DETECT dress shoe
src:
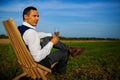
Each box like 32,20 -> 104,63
69,47 -> 85,57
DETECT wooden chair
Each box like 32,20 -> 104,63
2,18 -> 57,80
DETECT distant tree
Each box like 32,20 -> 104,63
60,36 -> 119,40
0,34 -> 8,39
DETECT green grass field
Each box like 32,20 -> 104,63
0,41 -> 120,80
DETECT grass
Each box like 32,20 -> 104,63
0,41 -> 120,80
0,44 -> 22,80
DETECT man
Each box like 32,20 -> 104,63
18,6 -> 84,75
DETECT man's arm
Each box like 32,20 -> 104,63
37,32 -> 52,38
23,29 -> 54,62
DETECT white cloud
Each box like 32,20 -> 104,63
0,1 -> 120,19
1,1 -> 119,12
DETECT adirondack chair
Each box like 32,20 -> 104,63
2,18 -> 57,80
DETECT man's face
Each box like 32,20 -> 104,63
24,10 -> 39,26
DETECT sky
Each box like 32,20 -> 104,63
0,0 -> 120,38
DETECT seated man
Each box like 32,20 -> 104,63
18,6 -> 84,75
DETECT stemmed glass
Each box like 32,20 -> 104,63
54,27 -> 60,36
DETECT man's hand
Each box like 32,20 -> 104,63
51,34 -> 59,45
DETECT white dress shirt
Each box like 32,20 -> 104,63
22,22 -> 53,62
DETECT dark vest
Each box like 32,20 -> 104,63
18,25 -> 31,36
18,25 -> 32,50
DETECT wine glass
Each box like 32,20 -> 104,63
54,27 -> 60,36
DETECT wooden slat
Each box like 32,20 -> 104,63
13,72 -> 27,80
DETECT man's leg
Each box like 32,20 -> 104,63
38,48 -> 69,73
39,37 -> 84,74
40,37 -> 70,73
41,37 -> 85,57
41,37 -> 69,51
48,50 -> 69,74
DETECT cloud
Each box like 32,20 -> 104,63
0,1 -> 120,19
0,1 -> 119,11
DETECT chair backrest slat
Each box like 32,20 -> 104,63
2,18 -> 36,68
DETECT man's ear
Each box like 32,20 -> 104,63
24,14 -> 28,20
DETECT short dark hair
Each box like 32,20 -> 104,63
23,6 -> 37,20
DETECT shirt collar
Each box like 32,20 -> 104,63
22,22 -> 36,29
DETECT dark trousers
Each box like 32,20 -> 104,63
38,37 -> 70,73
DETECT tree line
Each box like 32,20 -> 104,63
0,34 -> 8,39
0,34 -> 119,40
60,36 -> 120,40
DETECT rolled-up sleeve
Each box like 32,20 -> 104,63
38,32 -> 52,38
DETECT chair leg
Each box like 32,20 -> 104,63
13,72 -> 27,80
51,62 -> 58,68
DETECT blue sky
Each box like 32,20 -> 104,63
0,0 -> 120,38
